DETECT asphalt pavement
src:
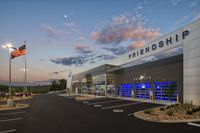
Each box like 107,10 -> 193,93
0,94 -> 199,133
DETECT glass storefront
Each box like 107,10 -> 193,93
154,81 -> 177,101
121,84 -> 133,97
135,82 -> 151,99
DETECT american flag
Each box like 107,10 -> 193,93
11,45 -> 26,59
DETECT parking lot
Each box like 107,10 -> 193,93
81,97 -> 162,113
0,109 -> 28,133
0,94 -> 199,133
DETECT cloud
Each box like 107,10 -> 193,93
41,24 -> 61,38
91,32 -> 100,41
173,11 -> 199,29
52,71 -> 59,75
102,46 -> 128,55
91,13 -> 160,44
171,0 -> 199,7
174,15 -> 190,25
50,53 -> 115,66
194,12 -> 200,20
128,41 -> 145,51
79,36 -> 88,41
59,70 -> 67,73
189,1 -> 198,7
64,22 -> 80,34
171,0 -> 183,6
96,54 -> 116,60
49,70 -> 67,76
39,59 -> 45,62
102,41 -> 145,56
50,55 -> 88,66
74,44 -> 93,54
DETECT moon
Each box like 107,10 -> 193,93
64,14 -> 68,19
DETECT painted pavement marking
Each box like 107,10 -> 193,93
101,102 -> 142,110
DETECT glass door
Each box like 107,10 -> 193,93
135,82 -> 151,99
154,81 -> 177,101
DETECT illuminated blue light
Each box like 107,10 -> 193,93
135,82 -> 151,99
121,84 -> 133,97
154,81 -> 177,101
116,87 -> 120,96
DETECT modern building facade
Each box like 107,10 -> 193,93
72,19 -> 200,105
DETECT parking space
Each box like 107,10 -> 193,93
79,96 -> 200,129
187,122 -> 200,127
121,102 -> 164,115
0,97 -> 32,133
87,99 -> 123,105
0,94 -> 198,133
0,108 -> 28,133
82,97 -> 163,114
77,97 -> 110,103
2,94 -> 196,133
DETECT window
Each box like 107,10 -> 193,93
135,82 -> 151,99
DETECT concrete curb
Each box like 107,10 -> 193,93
107,96 -> 170,105
0,96 -> 33,102
0,104 -> 30,111
133,112 -> 200,123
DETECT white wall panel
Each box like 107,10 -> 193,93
183,19 -> 200,105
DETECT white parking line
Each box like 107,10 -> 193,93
188,122 -> 200,127
0,129 -> 16,133
127,113 -> 134,116
0,118 -> 22,123
101,102 -> 141,110
0,111 -> 26,116
88,99 -> 122,105
83,97 -> 108,102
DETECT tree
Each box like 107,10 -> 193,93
58,79 -> 67,90
50,80 -> 59,91
49,79 -> 67,92
0,84 -> 9,92
165,83 -> 177,105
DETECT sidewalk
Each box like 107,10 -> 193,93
59,93 -> 175,105
58,93 -> 105,99
107,95 -> 174,105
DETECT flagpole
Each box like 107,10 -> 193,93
24,41 -> 27,93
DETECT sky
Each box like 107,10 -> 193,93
0,0 -> 200,85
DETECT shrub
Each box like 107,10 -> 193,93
180,103 -> 192,111
174,103 -> 179,106
144,110 -> 152,114
197,107 -> 200,112
166,105 -> 174,109
192,108 -> 198,113
170,104 -> 175,108
166,110 -> 174,116
160,108 -> 165,111
186,110 -> 193,115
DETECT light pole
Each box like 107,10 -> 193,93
20,68 -> 29,94
67,69 -> 72,95
1,43 -> 16,103
30,81 -> 33,93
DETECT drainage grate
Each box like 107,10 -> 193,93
113,109 -> 124,113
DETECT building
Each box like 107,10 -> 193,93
72,19 -> 200,105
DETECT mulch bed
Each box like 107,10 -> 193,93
135,104 -> 200,121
